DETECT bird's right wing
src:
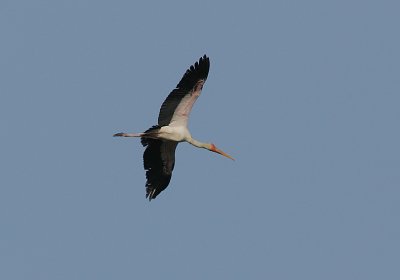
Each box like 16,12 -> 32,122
158,55 -> 210,127
142,138 -> 178,200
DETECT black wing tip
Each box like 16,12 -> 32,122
144,175 -> 171,201
145,179 -> 169,201
196,54 -> 210,75
146,187 -> 158,201
176,54 -> 210,89
197,54 -> 209,66
146,187 -> 163,201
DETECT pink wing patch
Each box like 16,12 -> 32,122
169,80 -> 205,127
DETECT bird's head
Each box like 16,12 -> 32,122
208,143 -> 235,161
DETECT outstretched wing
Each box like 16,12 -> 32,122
158,55 -> 210,127
142,137 -> 178,200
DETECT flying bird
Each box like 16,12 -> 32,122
114,55 -> 234,200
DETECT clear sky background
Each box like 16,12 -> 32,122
1,1 -> 399,279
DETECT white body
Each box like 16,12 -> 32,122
157,125 -> 192,142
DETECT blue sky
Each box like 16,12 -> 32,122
1,1 -> 399,279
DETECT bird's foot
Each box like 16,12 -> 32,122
113,132 -> 143,137
113,132 -> 126,137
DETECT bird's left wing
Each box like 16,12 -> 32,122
158,55 -> 210,127
142,138 -> 178,200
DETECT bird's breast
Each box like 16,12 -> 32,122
158,126 -> 191,142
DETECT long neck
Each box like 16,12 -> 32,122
187,137 -> 210,150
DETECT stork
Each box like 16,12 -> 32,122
114,55 -> 234,200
